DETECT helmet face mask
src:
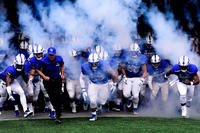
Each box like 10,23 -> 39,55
180,66 -> 188,72
15,64 -> 24,71
90,62 -> 99,70
34,53 -> 43,60
152,62 -> 160,68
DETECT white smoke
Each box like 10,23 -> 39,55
17,1 -> 50,49
17,0 -> 142,66
0,5 -> 14,50
147,7 -> 200,66
17,0 -> 142,53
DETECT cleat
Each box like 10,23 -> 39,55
89,113 -> 97,121
24,109 -> 33,118
112,107 -> 121,112
112,104 -> 121,112
15,110 -> 20,117
55,118 -> 62,124
49,111 -> 56,119
133,108 -> 139,115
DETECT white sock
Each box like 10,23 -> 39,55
14,105 -> 19,111
46,101 -> 55,111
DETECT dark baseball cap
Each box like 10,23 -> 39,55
48,47 -> 56,55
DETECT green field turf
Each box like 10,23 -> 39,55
0,117 -> 200,133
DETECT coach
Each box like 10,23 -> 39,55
36,47 -> 65,124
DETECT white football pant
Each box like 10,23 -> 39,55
123,77 -> 143,108
88,82 -> 109,109
151,81 -> 169,102
177,81 -> 194,105
67,79 -> 81,99
0,79 -> 28,112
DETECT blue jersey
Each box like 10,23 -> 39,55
0,65 -> 21,82
148,60 -> 171,83
29,56 -> 42,69
124,54 -> 147,78
81,61 -> 111,84
171,64 -> 198,83
39,55 -> 64,80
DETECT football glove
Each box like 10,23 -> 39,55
110,82 -> 117,94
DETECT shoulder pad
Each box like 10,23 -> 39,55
188,64 -> 198,73
171,64 -> 180,73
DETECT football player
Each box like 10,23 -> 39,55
0,54 -> 33,118
80,52 -> 117,121
109,45 -> 127,111
121,43 -> 148,114
65,49 -> 82,113
165,56 -> 199,117
147,55 -> 171,105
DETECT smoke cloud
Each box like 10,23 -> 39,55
147,7 -> 200,65
0,4 -> 14,50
